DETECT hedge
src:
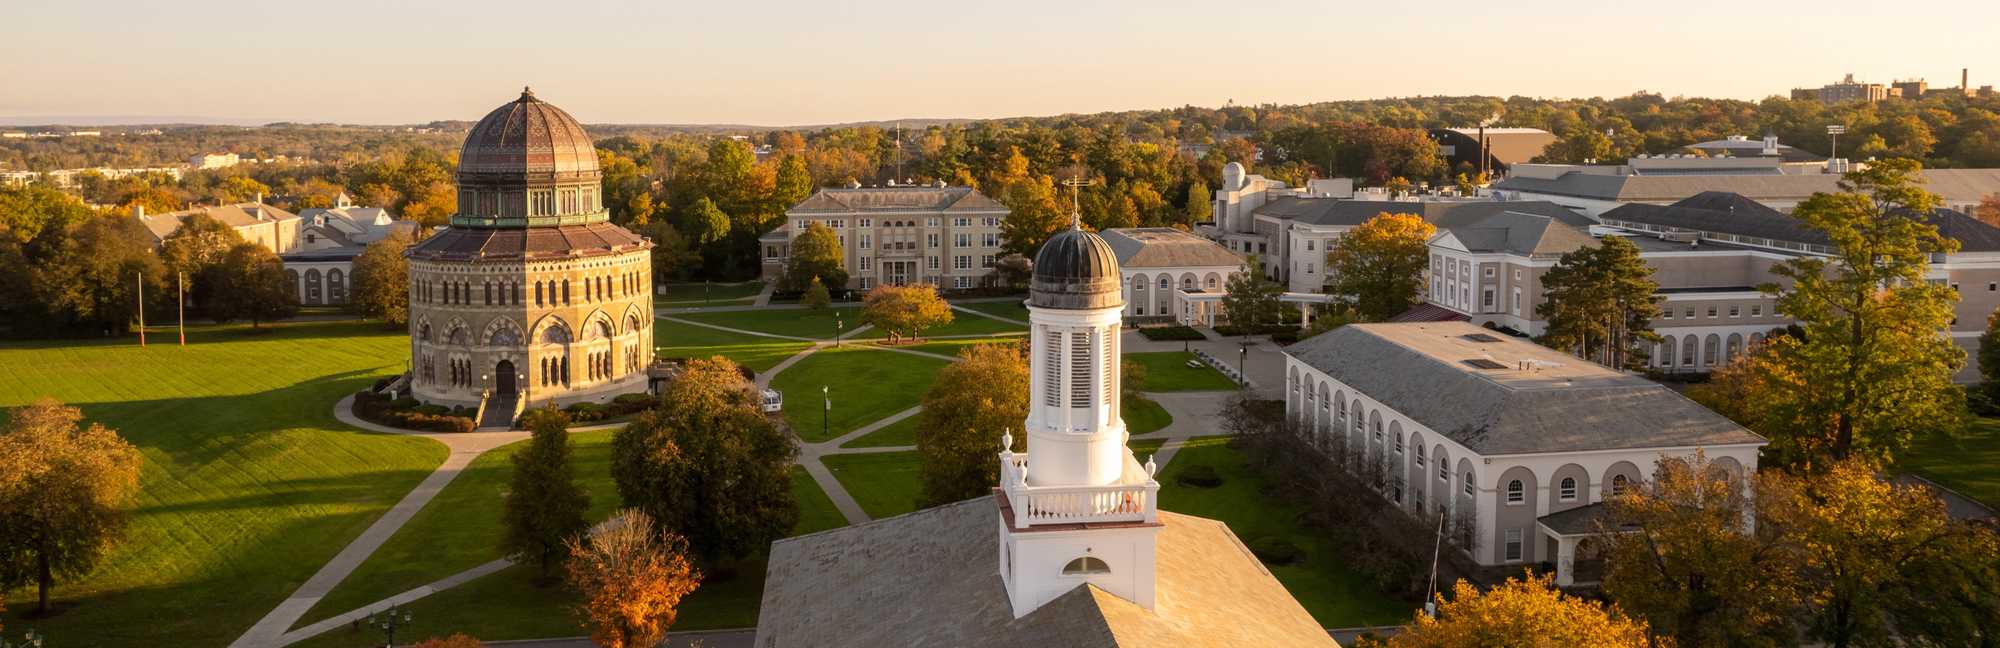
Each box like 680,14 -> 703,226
1137,325 -> 1206,341
352,391 -> 476,433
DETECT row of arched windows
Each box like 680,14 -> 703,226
416,271 -> 647,310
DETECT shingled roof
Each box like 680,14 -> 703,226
1602,192 -> 2000,252
406,222 -> 649,261
1252,198 -> 1593,229
788,186 -> 1008,214
136,202 -> 299,243
1285,322 -> 1765,456
1098,228 -> 1244,269
755,496 -> 1339,648
1433,211 -> 1597,258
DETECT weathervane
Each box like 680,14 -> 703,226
1061,177 -> 1095,229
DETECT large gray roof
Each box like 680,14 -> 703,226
1495,172 -> 1844,202
1253,198 -> 1594,229
1285,322 -> 1765,456
1435,210 -> 1597,258
1098,228 -> 1244,269
755,496 -> 1339,648
1602,192 -> 2000,252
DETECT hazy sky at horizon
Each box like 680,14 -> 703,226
3,0 -> 1996,126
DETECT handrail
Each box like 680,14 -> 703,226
999,446 -> 1159,529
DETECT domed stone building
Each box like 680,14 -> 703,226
407,88 -> 654,420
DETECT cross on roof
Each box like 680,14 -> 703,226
1062,177 -> 1095,230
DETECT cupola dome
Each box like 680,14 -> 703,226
1029,227 -> 1122,310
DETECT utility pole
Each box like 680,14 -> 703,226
136,271 -> 146,347
177,272 -> 186,346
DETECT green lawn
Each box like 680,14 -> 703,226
655,317 -> 812,374
1126,351 -> 1239,391
1126,397 -> 1173,435
843,411 -> 923,448
1156,436 -> 1410,627
1899,416 -> 2000,508
659,280 -> 764,302
1130,437 -> 1169,461
770,347 -> 946,442
823,451 -> 924,519
0,321 -> 445,646
672,307 -> 862,340
956,300 -> 1030,323
900,311 -> 1027,338
892,335 -> 1023,359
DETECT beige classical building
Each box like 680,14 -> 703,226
761,183 -> 1010,291
406,89 -> 654,423
136,200 -> 301,256
1098,227 -> 1244,322
1284,322 -> 1766,585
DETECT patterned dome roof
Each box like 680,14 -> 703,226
1029,226 -> 1123,310
457,87 -> 599,177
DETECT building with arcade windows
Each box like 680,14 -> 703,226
405,88 -> 654,417
753,222 -> 1336,647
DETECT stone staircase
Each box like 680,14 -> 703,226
478,393 -> 519,430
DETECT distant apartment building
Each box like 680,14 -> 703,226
763,183 -> 1010,291
1,165 -> 185,188
1423,191 -> 2000,380
1795,73 -> 1890,104
191,152 -> 241,169
1428,127 -> 1559,174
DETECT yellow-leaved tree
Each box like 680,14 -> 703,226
1384,573 -> 1653,647
0,398 -> 144,614
565,509 -> 701,648
861,284 -> 953,343
915,341 -> 1029,507
1325,212 -> 1435,321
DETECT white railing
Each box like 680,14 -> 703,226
998,433 -> 1159,529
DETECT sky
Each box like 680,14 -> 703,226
2,0 -> 1996,126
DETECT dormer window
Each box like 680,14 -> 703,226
1061,556 -> 1110,576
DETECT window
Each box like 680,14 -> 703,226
981,255 -> 995,267
1306,240 -> 1315,251
1394,432 -> 1403,454
1662,309 -> 1673,319
1506,480 -> 1524,504
1513,269 -> 1522,281
1062,556 -> 1110,576
1305,263 -> 1315,274
1751,305 -> 1762,317
1415,445 -> 1425,467
859,218 -> 871,228
1728,305 -> 1740,318
1483,267 -> 1495,277
927,218 -> 940,227
1684,308 -> 1695,319
983,217 -> 1000,227
955,233 -> 971,247
926,233 -> 940,248
1559,477 -> 1577,501
954,276 -> 970,289
1706,306 -> 1718,318
1464,473 -> 1474,495
1990,282 -> 1997,292
983,233 -> 999,247
953,255 -> 971,270
1612,474 -> 1630,496
859,257 -> 872,270
1504,529 -> 1523,562
1511,288 -> 1521,315
953,217 -> 971,227
860,234 -> 871,249
1482,288 -> 1495,309
1439,464 -> 1449,481
928,256 -> 940,270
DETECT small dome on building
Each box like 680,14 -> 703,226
1222,161 -> 1246,191
1030,227 -> 1122,310
458,87 -> 600,178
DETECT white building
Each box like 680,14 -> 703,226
281,192 -> 420,306
190,152 -> 241,169
1097,227 -> 1244,323
1283,322 -> 1766,585
754,225 -> 1337,647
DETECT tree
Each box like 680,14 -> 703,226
1599,453 -> 1798,647
772,155 -> 815,213
0,184 -> 94,245
998,175 -> 1068,256
637,220 -> 692,283
683,197 -> 731,247
198,242 -> 298,328
502,407 -> 591,583
1387,573 -> 1651,647
1977,193 -> 2000,228
860,284 -> 954,342
1183,181 -> 1212,227
410,634 -> 483,648
781,221 -> 845,292
564,509 -> 701,648
1324,212 -> 1434,321
801,276 -> 831,310
0,399 -> 143,613
0,213 -> 167,338
611,358 -> 797,565
1754,159 -> 1965,465
159,213 -> 243,286
916,342 -> 1028,507
1535,236 -> 1662,369
1220,257 -> 1283,335
349,229 -> 413,326
994,253 -> 1032,289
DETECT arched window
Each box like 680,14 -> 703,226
542,325 -> 571,345
1506,480 -> 1525,504
1061,556 -> 1110,576
1559,477 -> 1578,501
1612,474 -> 1630,496
1463,473 -> 1475,496
535,281 -> 544,306
489,326 -> 521,347
1157,276 -> 1169,290
1414,445 -> 1425,467
1394,432 -> 1404,454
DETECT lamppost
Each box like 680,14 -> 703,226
836,316 -> 844,348
370,604 -> 412,648
1238,343 -> 1248,388
821,386 -> 831,439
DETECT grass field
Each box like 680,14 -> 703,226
1126,351 -> 1239,392
1899,416 -> 2000,508
658,281 -> 764,303
672,307 -> 862,340
770,347 -> 945,442
822,450 -> 924,519
654,317 -> 813,374
1155,436 -> 1411,627
1126,397 -> 1173,435
894,310 -> 1027,338
892,335 -> 1024,359
843,412 -> 923,448
956,300 -> 1030,323
0,321 -> 445,646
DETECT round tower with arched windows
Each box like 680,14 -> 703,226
406,88 -> 654,415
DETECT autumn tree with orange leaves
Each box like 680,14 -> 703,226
565,509 -> 701,648
1380,573 -> 1653,648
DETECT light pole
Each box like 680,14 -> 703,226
1238,344 -> 1248,389
370,604 -> 412,648
821,386 -> 830,439
836,316 -> 844,348
1827,124 -> 1846,161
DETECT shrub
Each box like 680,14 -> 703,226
1248,536 -> 1305,566
351,390 -> 476,433
1176,464 -> 1223,488
563,402 -> 609,422
609,393 -> 657,417
1138,325 -> 1206,341
411,404 -> 451,417
390,396 -> 420,409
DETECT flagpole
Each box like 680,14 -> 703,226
137,271 -> 147,347
178,271 -> 187,346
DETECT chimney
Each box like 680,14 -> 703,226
132,204 -> 145,219
1966,68 -> 1971,91
254,191 -> 263,205
1763,135 -> 1779,155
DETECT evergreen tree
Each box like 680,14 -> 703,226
801,276 -> 831,310
684,197 -> 731,247
1324,212 -> 1434,321
781,221 -> 845,291
772,155 -> 815,214
502,407 -> 591,583
611,358 -> 797,565
349,229 -> 413,326
1535,235 -> 1662,369
1220,256 -> 1283,335
916,342 -> 1028,507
